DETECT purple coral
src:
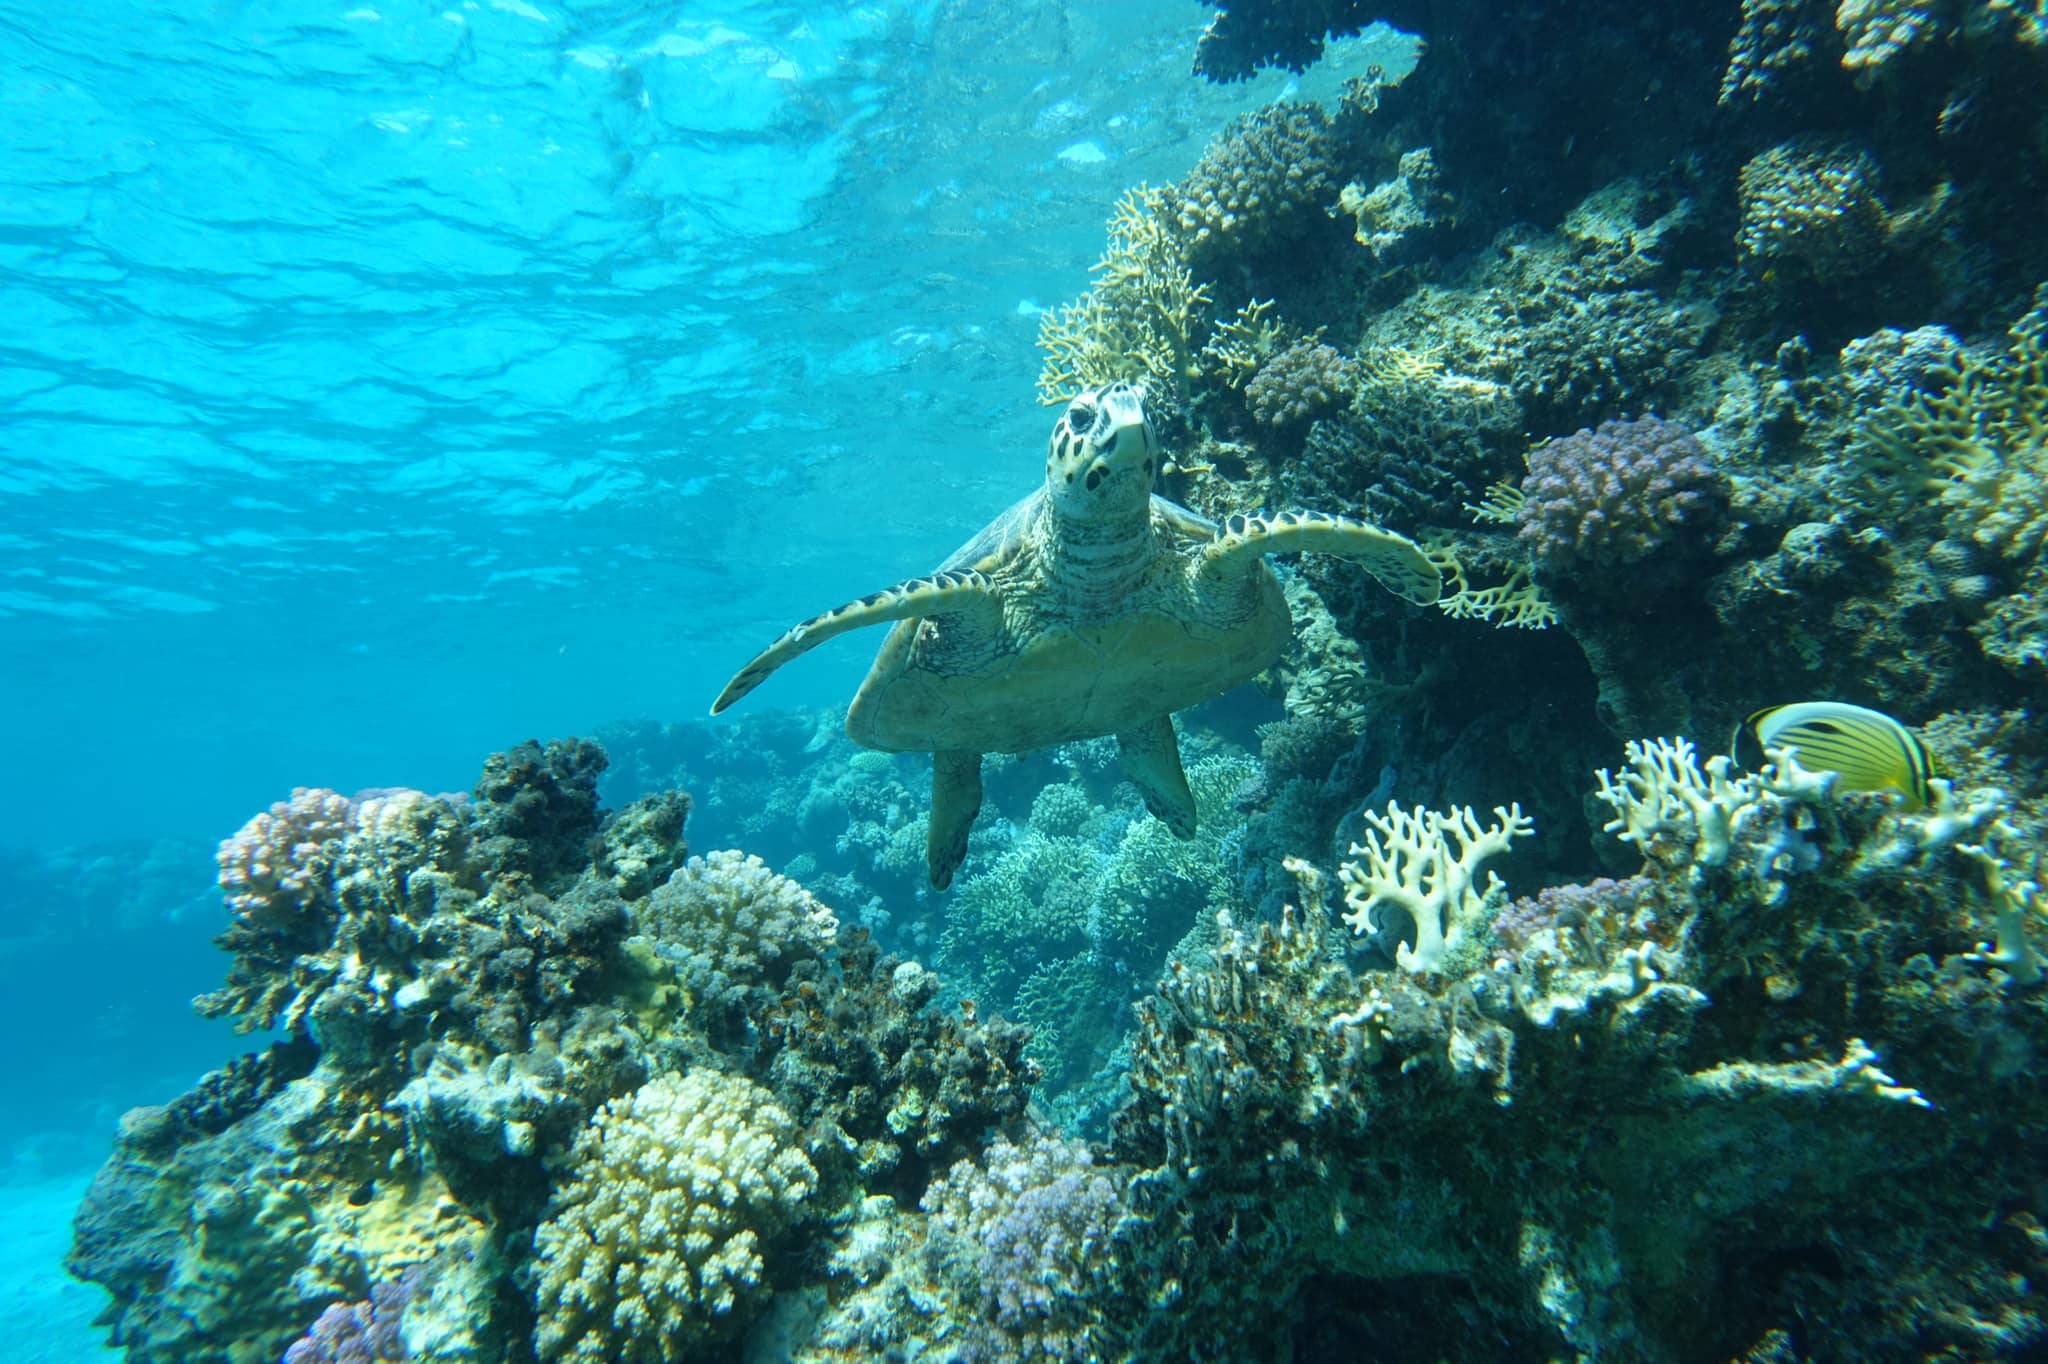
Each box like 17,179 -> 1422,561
282,1268 -> 420,1364
926,1133 -> 1124,1331
1491,876 -> 1655,952
1515,416 -> 1725,574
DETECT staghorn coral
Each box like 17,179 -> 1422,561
1736,137 -> 1893,282
531,1068 -> 818,1363
1245,339 -> 1357,428
1516,416 -> 1728,576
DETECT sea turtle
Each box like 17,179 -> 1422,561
711,382 -> 1440,890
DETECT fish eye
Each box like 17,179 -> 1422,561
1068,405 -> 1094,435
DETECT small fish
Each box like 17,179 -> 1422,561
1734,701 -> 1935,809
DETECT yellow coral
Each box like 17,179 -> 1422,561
1423,537 -> 1557,630
1036,186 -> 1213,405
1857,301 -> 2048,565
532,1070 -> 816,1363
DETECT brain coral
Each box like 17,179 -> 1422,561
531,1068 -> 817,1363
1516,416 -> 1727,574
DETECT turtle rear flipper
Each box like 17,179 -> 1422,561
927,749 -> 983,890
711,569 -> 1001,714
1116,716 -> 1196,837
1197,511 -> 1440,606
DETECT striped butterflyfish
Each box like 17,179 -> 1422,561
1733,702 -> 1935,810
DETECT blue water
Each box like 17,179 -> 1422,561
0,2 -> 1404,1356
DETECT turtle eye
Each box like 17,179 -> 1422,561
1067,405 -> 1094,436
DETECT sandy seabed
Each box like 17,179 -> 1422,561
2,1171 -> 121,1364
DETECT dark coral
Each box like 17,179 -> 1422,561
471,737 -> 607,884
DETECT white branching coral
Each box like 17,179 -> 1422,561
1593,737 -> 1766,869
1959,833 -> 2046,987
1685,1038 -> 1932,1109
532,1069 -> 818,1363
1339,803 -> 1535,973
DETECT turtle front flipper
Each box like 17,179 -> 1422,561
1116,715 -> 1196,838
927,749 -> 984,891
1196,511 -> 1440,606
711,569 -> 1001,715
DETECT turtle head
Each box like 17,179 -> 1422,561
1044,382 -> 1159,522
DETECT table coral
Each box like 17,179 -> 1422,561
531,1068 -> 818,1363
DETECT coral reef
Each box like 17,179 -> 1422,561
69,738 -> 1037,1364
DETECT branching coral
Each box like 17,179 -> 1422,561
531,1069 -> 817,1363
1853,295 -> 2048,673
1036,186 -> 1213,406
1338,802 -> 1535,972
1736,137 -> 1894,281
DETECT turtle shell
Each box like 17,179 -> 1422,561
845,492 -> 1291,754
